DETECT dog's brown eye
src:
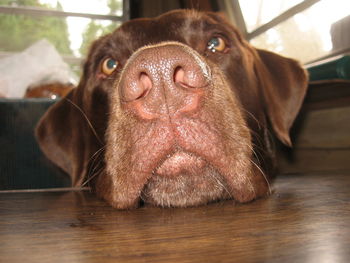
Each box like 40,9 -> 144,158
207,37 -> 226,53
102,58 -> 118,75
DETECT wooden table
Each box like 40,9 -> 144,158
1,172 -> 350,262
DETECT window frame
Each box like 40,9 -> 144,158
0,0 -> 129,62
226,0 -> 350,64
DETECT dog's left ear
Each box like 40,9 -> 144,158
254,49 -> 308,146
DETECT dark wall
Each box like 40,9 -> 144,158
130,0 -> 219,19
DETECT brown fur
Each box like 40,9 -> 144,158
36,10 -> 308,209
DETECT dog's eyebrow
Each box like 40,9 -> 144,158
192,19 -> 232,36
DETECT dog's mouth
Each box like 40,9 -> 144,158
141,150 -> 231,207
155,151 -> 206,178
103,107 -> 264,208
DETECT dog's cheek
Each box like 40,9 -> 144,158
207,66 -> 270,201
95,83 -> 158,209
96,106 -> 143,209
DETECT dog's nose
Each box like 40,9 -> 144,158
119,43 -> 210,120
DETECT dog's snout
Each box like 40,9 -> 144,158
119,43 -> 210,119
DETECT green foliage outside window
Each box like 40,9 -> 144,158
79,0 -> 122,56
0,0 -> 72,55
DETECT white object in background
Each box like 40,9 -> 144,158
0,39 -> 77,98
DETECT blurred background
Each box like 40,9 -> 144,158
1,0 -> 349,75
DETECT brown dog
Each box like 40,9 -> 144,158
36,10 -> 308,209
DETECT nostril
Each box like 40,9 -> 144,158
174,66 -> 186,86
121,72 -> 153,102
137,72 -> 152,99
173,65 -> 207,89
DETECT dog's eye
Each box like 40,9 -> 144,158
101,58 -> 118,75
207,37 -> 226,53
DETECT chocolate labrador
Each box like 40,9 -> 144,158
36,10 -> 308,209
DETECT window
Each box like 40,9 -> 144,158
0,0 -> 128,71
230,0 -> 350,63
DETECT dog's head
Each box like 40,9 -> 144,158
36,10 -> 308,209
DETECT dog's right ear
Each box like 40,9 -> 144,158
253,49 -> 308,146
36,36 -> 109,187
35,89 -> 90,186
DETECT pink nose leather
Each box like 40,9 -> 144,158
119,43 -> 210,120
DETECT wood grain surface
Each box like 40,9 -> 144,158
1,172 -> 350,263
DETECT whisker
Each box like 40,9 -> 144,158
64,97 -> 103,145
88,146 -> 106,165
250,159 -> 272,195
241,108 -> 262,130
246,140 -> 273,184
82,146 -> 106,187
240,108 -> 275,154
210,171 -> 233,200
82,166 -> 104,188
87,147 -> 106,175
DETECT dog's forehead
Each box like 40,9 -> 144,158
121,10 -> 208,31
114,10 -> 223,47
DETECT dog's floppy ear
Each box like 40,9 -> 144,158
36,36 -> 109,187
35,89 -> 95,186
254,49 -> 308,146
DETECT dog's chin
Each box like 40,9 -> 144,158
140,151 -> 231,207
